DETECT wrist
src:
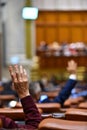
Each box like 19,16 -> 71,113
19,92 -> 30,99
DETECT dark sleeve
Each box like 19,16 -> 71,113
53,79 -> 77,106
0,96 -> 42,129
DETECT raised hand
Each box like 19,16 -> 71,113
67,60 -> 77,74
9,65 -> 30,99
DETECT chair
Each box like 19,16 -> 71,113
38,118 -> 87,130
65,108 -> 87,121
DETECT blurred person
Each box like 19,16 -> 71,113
0,65 -> 42,129
70,82 -> 87,99
0,80 -> 18,97
0,80 -> 18,107
38,41 -> 48,51
49,74 -> 59,86
29,60 -> 78,107
70,90 -> 87,99
29,81 -> 42,103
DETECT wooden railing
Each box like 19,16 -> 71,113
37,51 -> 87,69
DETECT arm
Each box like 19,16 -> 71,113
53,60 -> 78,106
0,65 -> 42,129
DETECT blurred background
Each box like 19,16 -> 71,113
0,0 -> 87,82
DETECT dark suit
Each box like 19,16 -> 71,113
40,79 -> 77,106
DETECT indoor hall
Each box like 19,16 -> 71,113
0,0 -> 87,129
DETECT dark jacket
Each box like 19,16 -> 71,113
41,79 -> 77,106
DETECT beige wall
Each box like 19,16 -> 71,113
32,0 -> 87,10
1,0 -> 25,65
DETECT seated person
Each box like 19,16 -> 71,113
0,65 -> 42,129
70,81 -> 87,99
29,60 -> 78,107
70,89 -> 87,98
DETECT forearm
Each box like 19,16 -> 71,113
21,95 -> 42,128
0,96 -> 42,129
54,79 -> 77,106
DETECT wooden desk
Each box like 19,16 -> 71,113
0,95 -> 16,107
0,107 -> 42,121
65,108 -> 87,121
14,102 -> 61,113
0,95 -> 16,101
78,102 -> 87,109
36,103 -> 61,113
0,108 -> 24,120
41,91 -> 59,99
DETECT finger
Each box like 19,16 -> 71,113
18,65 -> 23,82
23,69 -> 28,82
14,65 -> 20,81
20,65 -> 23,79
9,65 -> 14,81
14,74 -> 18,83
9,65 -> 17,83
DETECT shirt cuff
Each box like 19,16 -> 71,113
69,74 -> 77,80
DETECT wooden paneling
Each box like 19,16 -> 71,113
82,12 -> 87,21
71,27 -> 83,42
45,12 -> 57,22
36,27 -> 45,45
83,27 -> 87,43
35,11 -> 87,46
58,12 -> 70,22
71,12 -> 83,22
58,26 -> 70,42
45,26 -> 57,43
39,55 -> 87,69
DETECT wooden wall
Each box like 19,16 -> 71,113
35,11 -> 87,46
